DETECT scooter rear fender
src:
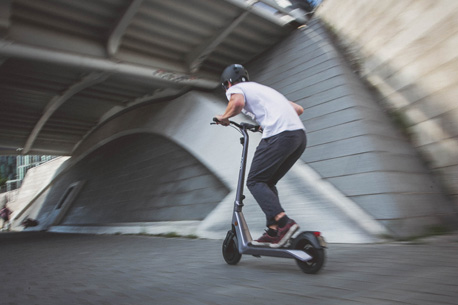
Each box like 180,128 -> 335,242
295,231 -> 326,249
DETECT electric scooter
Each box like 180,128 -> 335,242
212,118 -> 326,274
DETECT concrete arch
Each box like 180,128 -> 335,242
46,132 -> 228,224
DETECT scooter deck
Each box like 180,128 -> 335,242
240,244 -> 312,261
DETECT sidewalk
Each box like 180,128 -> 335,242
1,232 -> 458,305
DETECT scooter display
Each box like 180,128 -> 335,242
212,118 -> 326,274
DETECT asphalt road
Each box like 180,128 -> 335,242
1,232 -> 458,305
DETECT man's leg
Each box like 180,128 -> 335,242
247,130 -> 306,246
247,138 -> 289,228
268,131 -> 307,188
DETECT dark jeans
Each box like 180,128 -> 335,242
247,129 -> 307,227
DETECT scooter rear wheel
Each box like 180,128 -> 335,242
222,230 -> 242,265
292,232 -> 325,274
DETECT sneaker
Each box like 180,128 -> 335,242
251,230 -> 280,247
274,219 -> 299,248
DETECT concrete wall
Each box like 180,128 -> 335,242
316,0 -> 458,208
247,17 -> 456,237
41,133 -> 228,226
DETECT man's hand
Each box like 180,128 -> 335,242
215,115 -> 230,126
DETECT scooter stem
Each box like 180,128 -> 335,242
234,126 -> 250,212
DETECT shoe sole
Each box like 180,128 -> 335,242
270,224 -> 299,248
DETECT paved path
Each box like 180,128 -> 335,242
1,232 -> 458,305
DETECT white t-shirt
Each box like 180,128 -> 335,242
226,82 -> 305,138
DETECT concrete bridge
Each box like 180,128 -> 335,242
2,1 -> 457,242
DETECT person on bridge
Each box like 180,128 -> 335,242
215,64 -> 306,247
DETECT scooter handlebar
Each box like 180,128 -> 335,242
212,117 -> 261,132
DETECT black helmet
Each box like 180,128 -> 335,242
220,64 -> 249,90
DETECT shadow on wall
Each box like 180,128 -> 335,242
33,132 -> 229,228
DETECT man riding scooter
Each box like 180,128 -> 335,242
215,64 -> 306,248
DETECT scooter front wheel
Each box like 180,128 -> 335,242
222,230 -> 242,265
291,232 -> 325,274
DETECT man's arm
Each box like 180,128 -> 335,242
216,93 -> 245,126
290,101 -> 304,116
